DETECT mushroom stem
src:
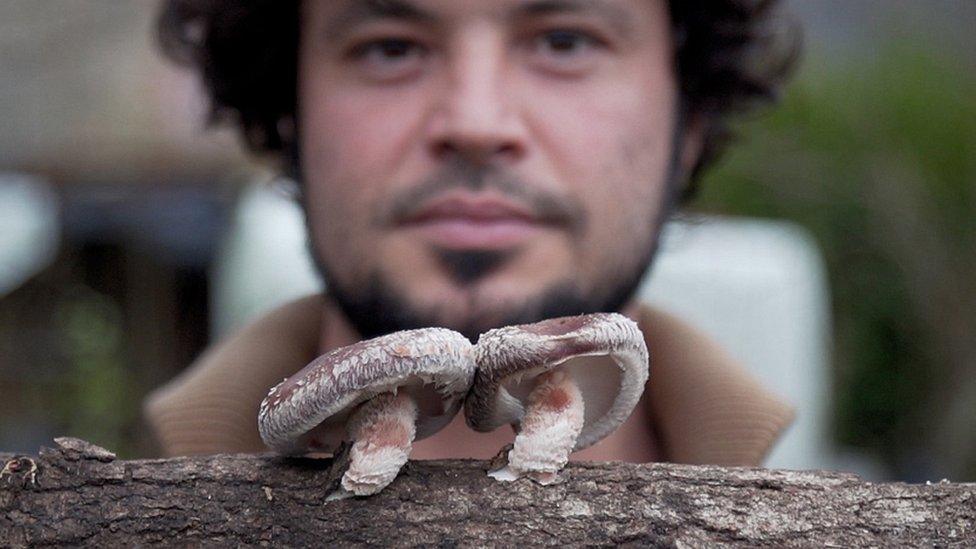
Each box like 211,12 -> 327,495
491,369 -> 585,484
340,392 -> 419,497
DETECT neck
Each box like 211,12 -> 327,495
319,293 -> 646,354
318,292 -> 363,354
619,298 -> 643,324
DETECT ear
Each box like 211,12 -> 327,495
277,115 -> 297,144
679,113 -> 707,178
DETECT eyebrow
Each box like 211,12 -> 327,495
324,0 -> 635,39
324,0 -> 437,39
512,0 -> 636,39
515,0 -> 631,24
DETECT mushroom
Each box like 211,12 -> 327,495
258,327 -> 476,497
466,313 -> 649,483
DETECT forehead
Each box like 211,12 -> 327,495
306,0 -> 662,31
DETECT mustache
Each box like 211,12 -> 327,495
377,159 -> 587,235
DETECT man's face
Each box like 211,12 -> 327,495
299,0 -> 681,340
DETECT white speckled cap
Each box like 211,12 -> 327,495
466,313 -> 649,451
259,328 -> 475,455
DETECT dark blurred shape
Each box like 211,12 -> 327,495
0,184 -> 232,457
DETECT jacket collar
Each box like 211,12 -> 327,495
146,293 -> 793,464
636,306 -> 795,465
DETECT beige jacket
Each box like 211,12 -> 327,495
144,294 -> 795,466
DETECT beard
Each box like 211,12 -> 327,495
310,238 -> 661,343
303,160 -> 680,343
298,109 -> 686,343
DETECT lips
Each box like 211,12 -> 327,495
399,193 -> 548,250
405,195 -> 535,223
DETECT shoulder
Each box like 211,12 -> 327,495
636,303 -> 796,466
143,294 -> 324,456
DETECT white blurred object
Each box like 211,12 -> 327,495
212,180 -> 322,336
214,183 -> 835,472
0,174 -> 60,297
639,217 -> 833,472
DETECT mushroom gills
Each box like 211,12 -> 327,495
299,377 -> 458,454
501,354 -> 621,432
490,368 -> 585,484
336,392 -> 419,497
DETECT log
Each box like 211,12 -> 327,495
1,438 -> 974,547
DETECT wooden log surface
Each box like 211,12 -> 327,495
1,438 -> 974,547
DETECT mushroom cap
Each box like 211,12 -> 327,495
259,327 -> 476,455
465,313 -> 649,451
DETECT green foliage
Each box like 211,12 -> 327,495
693,46 -> 976,478
53,286 -> 136,457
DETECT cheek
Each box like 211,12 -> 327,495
301,83 -> 421,191
299,79 -> 428,252
526,78 -> 676,246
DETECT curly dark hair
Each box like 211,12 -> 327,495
157,0 -> 800,201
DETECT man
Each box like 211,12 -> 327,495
146,0 -> 800,466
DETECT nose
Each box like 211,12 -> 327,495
427,34 -> 527,166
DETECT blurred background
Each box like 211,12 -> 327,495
1,1 -> 974,482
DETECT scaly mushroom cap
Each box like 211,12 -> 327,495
259,327 -> 475,455
466,313 -> 649,451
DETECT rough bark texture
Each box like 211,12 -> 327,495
1,438 -> 974,547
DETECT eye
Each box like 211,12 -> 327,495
527,29 -> 604,75
349,38 -> 428,80
537,30 -> 595,56
356,38 -> 419,60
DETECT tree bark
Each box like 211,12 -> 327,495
2,438 -> 974,547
